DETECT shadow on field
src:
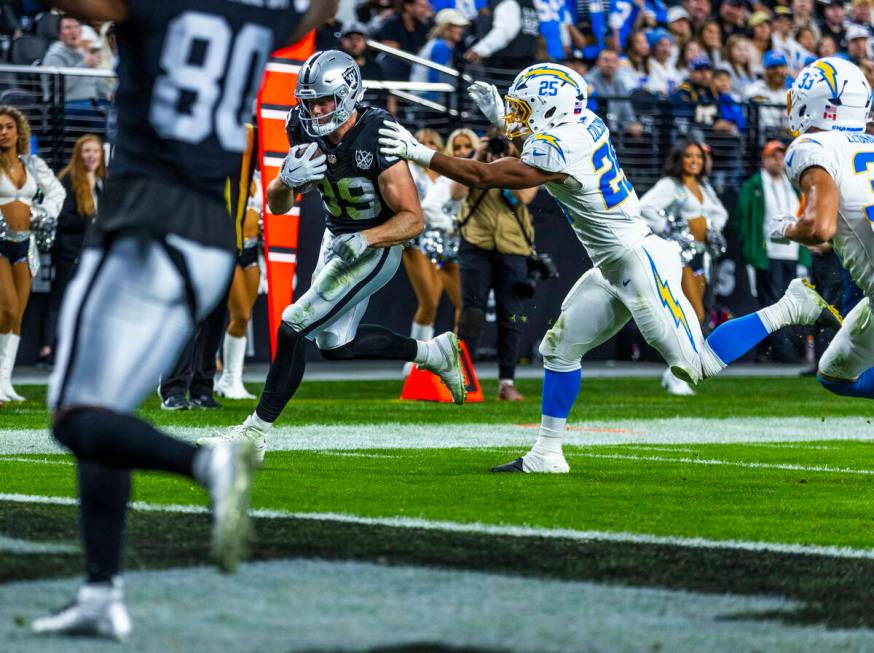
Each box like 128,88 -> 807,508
3,501 -> 873,630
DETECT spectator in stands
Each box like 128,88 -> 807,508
699,19 -> 724,68
748,10 -> 774,71
734,140 -> 809,363
623,29 -> 651,88
683,0 -> 712,34
315,6 -> 344,51
717,0 -> 746,41
341,22 -> 384,80
792,0 -> 820,40
850,0 -> 874,33
401,127 -> 469,378
608,0 -> 647,52
537,0 -> 573,61
847,23 -> 873,67
42,15 -> 102,97
676,37 -> 704,80
744,50 -> 792,140
820,0 -> 847,50
639,138 -> 728,394
667,6 -> 693,51
0,106 -> 65,403
818,33 -> 839,57
723,34 -> 756,98
712,68 -> 745,134
42,15 -> 109,134
377,0 -> 433,80
644,28 -> 680,95
464,0 -> 540,73
772,7 -> 804,69
411,8 -> 470,98
788,25 -> 817,72
38,133 -> 104,370
588,49 -> 644,136
454,134 -> 537,402
356,0 -> 397,34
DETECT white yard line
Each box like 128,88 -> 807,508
2,417 -> 874,455
566,452 -> 874,476
0,456 -> 73,466
3,491 -> 874,561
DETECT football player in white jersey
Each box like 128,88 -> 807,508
770,57 -> 874,399
379,63 -> 841,473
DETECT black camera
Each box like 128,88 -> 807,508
516,252 -> 559,298
486,136 -> 510,157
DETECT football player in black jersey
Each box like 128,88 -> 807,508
32,0 -> 338,641
199,50 -> 467,462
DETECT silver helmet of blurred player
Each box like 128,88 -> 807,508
295,50 -> 364,137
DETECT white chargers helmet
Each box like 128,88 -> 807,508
787,57 -> 872,137
503,63 -> 588,140
295,50 -> 364,137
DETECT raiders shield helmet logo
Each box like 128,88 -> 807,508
355,149 -> 374,170
342,66 -> 358,89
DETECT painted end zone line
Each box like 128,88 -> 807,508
3,492 -> 874,562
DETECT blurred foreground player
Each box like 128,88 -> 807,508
199,50 -> 467,463
772,57 -> 874,399
33,0 -> 338,640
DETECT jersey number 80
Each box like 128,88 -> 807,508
150,11 -> 273,154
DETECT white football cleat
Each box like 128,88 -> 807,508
198,422 -> 267,465
661,367 -> 695,396
32,578 -> 131,640
199,440 -> 257,572
418,332 -> 467,405
782,279 -> 843,329
215,379 -> 256,400
492,451 -> 570,473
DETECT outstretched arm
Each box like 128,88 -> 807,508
428,152 -> 564,190
379,120 -> 565,190
773,167 -> 839,246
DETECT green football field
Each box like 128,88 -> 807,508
3,376 -> 874,652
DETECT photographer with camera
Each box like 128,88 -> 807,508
453,132 -> 540,401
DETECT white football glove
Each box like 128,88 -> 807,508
767,213 -> 795,244
279,142 -> 327,190
468,81 -> 505,130
331,232 -> 369,263
378,120 -> 435,167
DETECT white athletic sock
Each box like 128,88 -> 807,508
245,412 -> 273,431
222,333 -> 247,385
499,378 -> 514,386
756,303 -> 788,333
414,340 -> 431,366
410,321 -> 434,342
531,415 -> 566,457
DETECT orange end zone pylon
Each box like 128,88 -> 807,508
400,340 -> 484,403
256,34 -> 315,357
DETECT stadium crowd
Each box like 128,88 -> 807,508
0,0 -> 869,406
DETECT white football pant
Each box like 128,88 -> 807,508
539,234 -> 723,383
281,229 -> 403,349
49,233 -> 234,411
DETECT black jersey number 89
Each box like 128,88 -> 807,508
150,11 -> 273,154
